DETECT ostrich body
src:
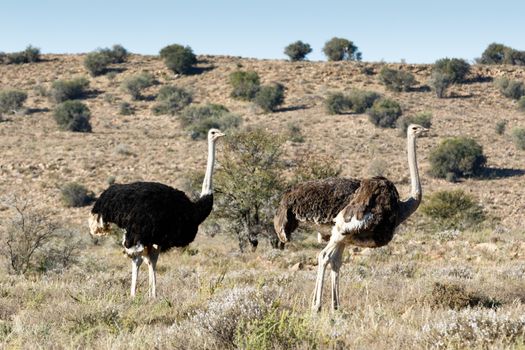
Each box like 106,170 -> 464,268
274,124 -> 427,311
88,128 -> 224,298
312,124 -> 426,311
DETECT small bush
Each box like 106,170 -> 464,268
0,89 -> 27,114
152,85 -> 193,115
61,183 -> 95,207
429,282 -> 497,309
325,92 -> 352,114
495,120 -> 507,135
229,70 -> 261,101
105,44 -> 129,63
433,58 -> 471,83
287,123 -> 304,143
84,51 -> 111,76
511,127 -> 525,150
518,97 -> 525,112
49,77 -> 90,103
119,102 -> 134,115
1,45 -> 40,64
253,83 -> 285,112
429,137 -> 486,179
396,111 -> 432,135
378,67 -> 416,92
495,77 -> 525,100
53,100 -> 92,132
159,44 -> 197,75
322,37 -> 361,61
479,43 -> 509,64
422,190 -> 485,229
347,89 -> 380,113
121,72 -> 155,100
429,70 -> 452,98
179,103 -> 241,140
284,41 -> 312,61
367,98 -> 402,128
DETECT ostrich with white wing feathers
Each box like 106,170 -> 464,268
88,128 -> 224,298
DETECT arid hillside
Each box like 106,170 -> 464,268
0,54 -> 523,228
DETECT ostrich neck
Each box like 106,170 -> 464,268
397,133 -> 422,225
200,139 -> 216,197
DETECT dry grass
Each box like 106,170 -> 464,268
0,54 -> 524,348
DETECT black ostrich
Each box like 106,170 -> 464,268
89,128 -> 224,298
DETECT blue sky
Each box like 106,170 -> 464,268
1,0 -> 523,63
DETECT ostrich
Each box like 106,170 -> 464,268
88,128 -> 224,298
274,124 -> 427,311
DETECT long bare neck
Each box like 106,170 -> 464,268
397,133 -> 422,225
200,139 -> 216,197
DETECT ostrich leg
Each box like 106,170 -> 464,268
145,247 -> 160,298
312,239 -> 340,312
330,243 -> 345,311
131,256 -> 143,297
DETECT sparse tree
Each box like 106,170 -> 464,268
284,41 -> 312,61
160,44 -> 197,74
322,37 -> 361,61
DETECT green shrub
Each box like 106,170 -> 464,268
429,137 -> 486,179
119,102 -> 134,115
511,127 -> 525,150
53,100 -> 92,132
253,83 -> 285,112
105,44 -> 129,63
284,41 -> 312,61
367,98 -> 402,128
159,44 -> 197,74
495,77 -> 525,100
429,70 -> 452,98
121,72 -> 156,100
396,112 -> 432,135
287,123 -> 304,143
84,52 -> 111,76
422,190 -> 484,229
322,37 -> 361,61
479,43 -> 509,64
433,58 -> 471,83
152,85 -> 193,115
61,182 -> 95,207
347,89 -> 380,113
180,103 -> 241,140
1,45 -> 40,64
229,70 -> 261,101
378,67 -> 416,92
0,89 -> 27,114
49,77 -> 90,103
518,97 -> 525,112
495,120 -> 507,135
325,92 -> 352,114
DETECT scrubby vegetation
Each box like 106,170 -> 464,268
325,92 -> 351,115
323,37 -> 361,61
49,77 -> 90,103
83,45 -> 129,76
159,44 -> 197,75
179,104 -> 241,140
0,45 -> 40,64
348,89 -> 381,113
152,85 -> 193,115
378,67 -> 416,92
422,190 -> 485,229
0,89 -> 27,114
367,98 -> 402,128
121,72 -> 156,100
396,111 -> 432,135
494,77 -> 525,100
429,137 -> 486,180
284,41 -> 312,61
229,70 -> 261,101
479,42 -> 525,65
511,127 -> 525,150
253,83 -> 285,112
60,182 -> 95,208
432,58 -> 471,84
53,100 -> 92,132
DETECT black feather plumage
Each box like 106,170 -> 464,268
91,182 -> 213,251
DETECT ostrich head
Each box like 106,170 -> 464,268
407,124 -> 429,137
208,128 -> 225,142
